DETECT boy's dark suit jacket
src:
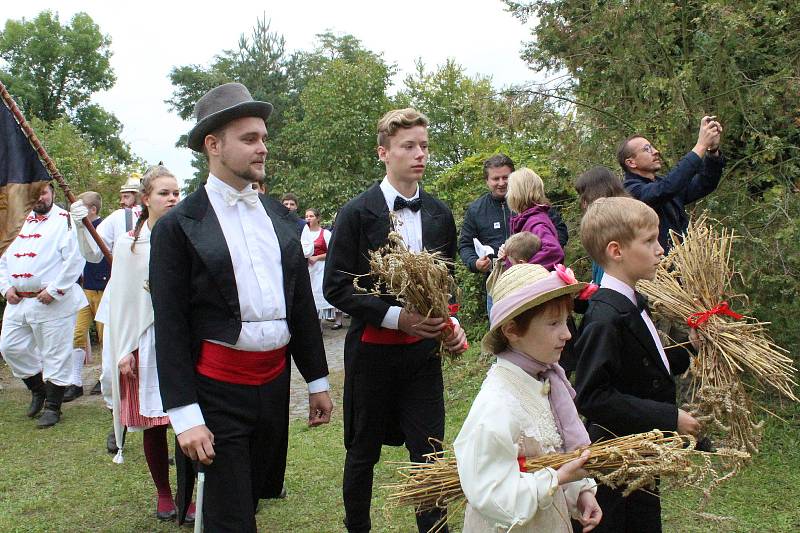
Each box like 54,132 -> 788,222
574,287 -> 691,441
149,186 -> 328,497
323,182 -> 457,447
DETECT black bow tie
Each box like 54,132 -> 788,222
393,196 -> 422,212
635,292 -> 650,314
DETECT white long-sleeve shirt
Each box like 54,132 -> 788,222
0,205 -> 87,322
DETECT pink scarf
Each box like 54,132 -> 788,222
497,349 -> 591,451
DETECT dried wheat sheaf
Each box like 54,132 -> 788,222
639,217 -> 797,453
353,228 -> 460,358
384,431 -> 748,532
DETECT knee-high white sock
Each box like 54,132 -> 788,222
71,348 -> 85,387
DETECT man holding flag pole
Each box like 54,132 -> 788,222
0,80 -> 112,427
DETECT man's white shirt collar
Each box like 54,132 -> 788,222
380,176 -> 419,212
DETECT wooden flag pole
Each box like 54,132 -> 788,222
0,80 -> 113,265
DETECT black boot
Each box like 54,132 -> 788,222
22,373 -> 46,418
62,384 -> 84,402
36,382 -> 65,428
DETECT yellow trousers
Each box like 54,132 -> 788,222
73,289 -> 104,349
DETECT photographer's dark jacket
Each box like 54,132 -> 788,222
624,151 -> 724,253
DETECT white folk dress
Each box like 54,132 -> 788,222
454,357 -> 596,532
300,225 -> 335,320
100,223 -> 167,439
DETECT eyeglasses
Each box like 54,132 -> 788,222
639,144 -> 658,154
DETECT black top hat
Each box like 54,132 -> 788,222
187,83 -> 273,152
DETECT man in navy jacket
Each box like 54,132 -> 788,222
620,116 -> 725,253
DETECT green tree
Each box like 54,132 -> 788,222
0,11 -> 131,162
167,15 -> 291,192
271,33 -> 392,218
505,0 -> 800,352
31,116 -> 137,216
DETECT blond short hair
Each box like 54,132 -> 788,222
78,191 -> 102,213
377,108 -> 429,148
506,167 -> 549,213
504,232 -> 541,263
580,197 -> 660,266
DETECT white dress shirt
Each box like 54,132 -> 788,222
168,175 -> 329,434
379,176 -> 422,329
600,273 -> 671,373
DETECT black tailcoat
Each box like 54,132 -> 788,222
323,182 -> 457,446
149,185 -> 328,498
574,288 -> 691,441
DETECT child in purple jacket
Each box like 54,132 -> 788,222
506,168 -> 565,270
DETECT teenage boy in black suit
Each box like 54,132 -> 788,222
323,108 -> 468,532
573,196 -> 701,533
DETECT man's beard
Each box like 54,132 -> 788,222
221,153 -> 265,183
32,200 -> 52,214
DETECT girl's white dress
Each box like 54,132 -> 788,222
454,357 -> 596,532
300,225 -> 335,319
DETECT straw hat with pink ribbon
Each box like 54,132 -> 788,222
482,263 -> 596,354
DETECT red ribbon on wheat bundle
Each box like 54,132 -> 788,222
686,301 -> 744,329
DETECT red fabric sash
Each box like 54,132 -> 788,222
361,324 -> 422,345
312,229 -> 328,256
196,341 -> 287,385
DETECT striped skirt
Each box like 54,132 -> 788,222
120,350 -> 169,429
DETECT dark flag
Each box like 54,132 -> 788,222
0,99 -> 51,255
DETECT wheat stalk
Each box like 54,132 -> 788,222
639,216 -> 797,453
353,226 -> 460,358
384,431 -> 748,527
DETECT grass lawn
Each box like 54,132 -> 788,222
1,350 -> 799,532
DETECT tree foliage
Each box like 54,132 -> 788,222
0,11 -> 131,162
505,0 -> 800,352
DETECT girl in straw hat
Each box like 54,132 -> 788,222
454,263 -> 601,532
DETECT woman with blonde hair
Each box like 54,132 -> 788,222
506,167 -> 564,270
102,165 -> 193,522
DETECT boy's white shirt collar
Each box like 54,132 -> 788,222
599,272 -> 637,306
380,175 -> 419,208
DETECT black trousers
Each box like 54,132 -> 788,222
195,367 -> 290,533
593,482 -> 661,533
342,340 -> 448,533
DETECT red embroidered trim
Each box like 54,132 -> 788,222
12,273 -> 34,278
13,252 -> 37,258
18,234 -> 42,239
26,215 -> 48,223
58,212 -> 69,218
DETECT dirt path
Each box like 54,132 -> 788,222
0,319 -> 349,422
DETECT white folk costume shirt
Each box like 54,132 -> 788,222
454,358 -> 596,532
169,175 -> 329,434
379,176 -> 421,329
0,205 -> 87,323
600,273 -> 671,373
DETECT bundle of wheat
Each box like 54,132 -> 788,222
639,217 -> 797,452
384,431 -> 747,531
353,229 -> 461,357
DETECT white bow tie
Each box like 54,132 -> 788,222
223,187 -> 259,207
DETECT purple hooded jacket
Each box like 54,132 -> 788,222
509,204 -> 565,270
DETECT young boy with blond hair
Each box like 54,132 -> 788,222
486,232 -> 542,295
573,196 -> 700,533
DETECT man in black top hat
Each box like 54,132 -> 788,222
150,82 -> 332,532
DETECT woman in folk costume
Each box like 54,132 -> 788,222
300,208 -> 340,327
102,166 -> 189,522
453,263 -> 602,532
